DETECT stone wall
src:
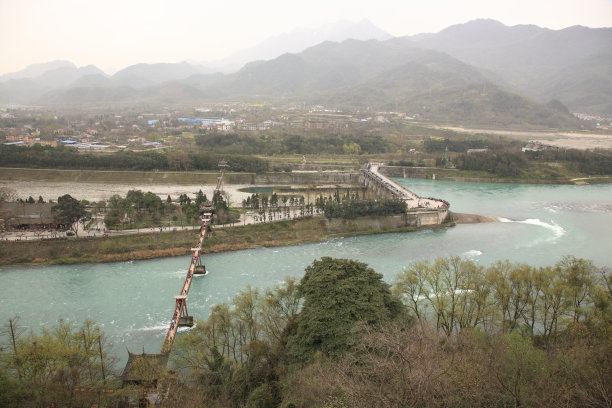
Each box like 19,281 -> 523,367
377,166 -> 432,179
253,171 -> 361,185
324,210 -> 449,233
405,210 -> 449,226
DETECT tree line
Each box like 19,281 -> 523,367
455,151 -> 526,177
320,198 -> 407,219
423,136 -> 519,153
195,130 -> 388,155
525,148 -> 612,175
0,145 -> 268,173
455,148 -> 612,177
104,189 -> 233,229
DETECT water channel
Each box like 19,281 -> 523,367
1,179 -> 611,363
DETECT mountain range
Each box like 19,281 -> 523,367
408,19 -> 612,115
0,19 -> 610,127
204,19 -> 392,73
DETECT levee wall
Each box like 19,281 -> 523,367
406,210 -> 449,226
324,210 -> 449,233
361,175 -> 396,200
253,171 -> 361,185
0,168 -> 362,186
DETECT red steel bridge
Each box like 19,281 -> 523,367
160,207 -> 213,353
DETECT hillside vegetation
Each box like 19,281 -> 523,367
2,256 -> 610,407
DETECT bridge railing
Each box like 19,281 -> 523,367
362,163 -> 450,210
362,164 -> 414,200
161,213 -> 212,353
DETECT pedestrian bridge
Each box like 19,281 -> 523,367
362,163 -> 450,225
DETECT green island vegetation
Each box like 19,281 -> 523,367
1,255 -> 610,407
103,189 -> 236,230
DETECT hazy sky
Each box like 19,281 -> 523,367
1,0 -> 611,75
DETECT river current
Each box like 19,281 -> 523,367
1,179 -> 611,362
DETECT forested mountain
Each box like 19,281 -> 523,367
0,60 -> 75,82
0,64 -> 107,103
111,62 -> 214,87
33,65 -> 106,88
1,19 -> 607,126
410,19 -> 612,114
207,18 -> 392,73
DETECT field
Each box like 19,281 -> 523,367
438,126 -> 612,150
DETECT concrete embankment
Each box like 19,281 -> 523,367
0,167 -> 360,186
453,213 -> 499,224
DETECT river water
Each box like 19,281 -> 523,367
1,179 -> 611,364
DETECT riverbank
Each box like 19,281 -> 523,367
379,166 -> 612,185
0,214 -> 466,266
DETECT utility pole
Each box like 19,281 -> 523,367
9,319 -> 22,380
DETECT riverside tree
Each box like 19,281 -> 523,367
286,257 -> 405,362
52,194 -> 89,236
0,319 -> 117,407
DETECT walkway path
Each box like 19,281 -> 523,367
365,163 -> 449,210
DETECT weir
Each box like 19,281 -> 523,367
361,163 -> 449,222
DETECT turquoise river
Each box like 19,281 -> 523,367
1,179 -> 611,364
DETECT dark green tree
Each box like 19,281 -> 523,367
213,190 -> 228,211
195,190 -> 208,206
52,194 -> 89,236
287,257 -> 405,363
178,193 -> 191,205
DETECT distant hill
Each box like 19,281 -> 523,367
398,83 -> 581,128
33,65 -> 107,88
69,73 -> 113,88
111,62 -> 214,87
196,38 -> 578,128
537,53 -> 612,115
0,79 -> 50,105
0,63 -> 107,104
0,61 -> 214,104
410,19 -> 612,115
0,60 -> 75,82
206,19 -> 392,73
19,37 -> 582,129
0,24 -> 591,128
222,38 -> 487,97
